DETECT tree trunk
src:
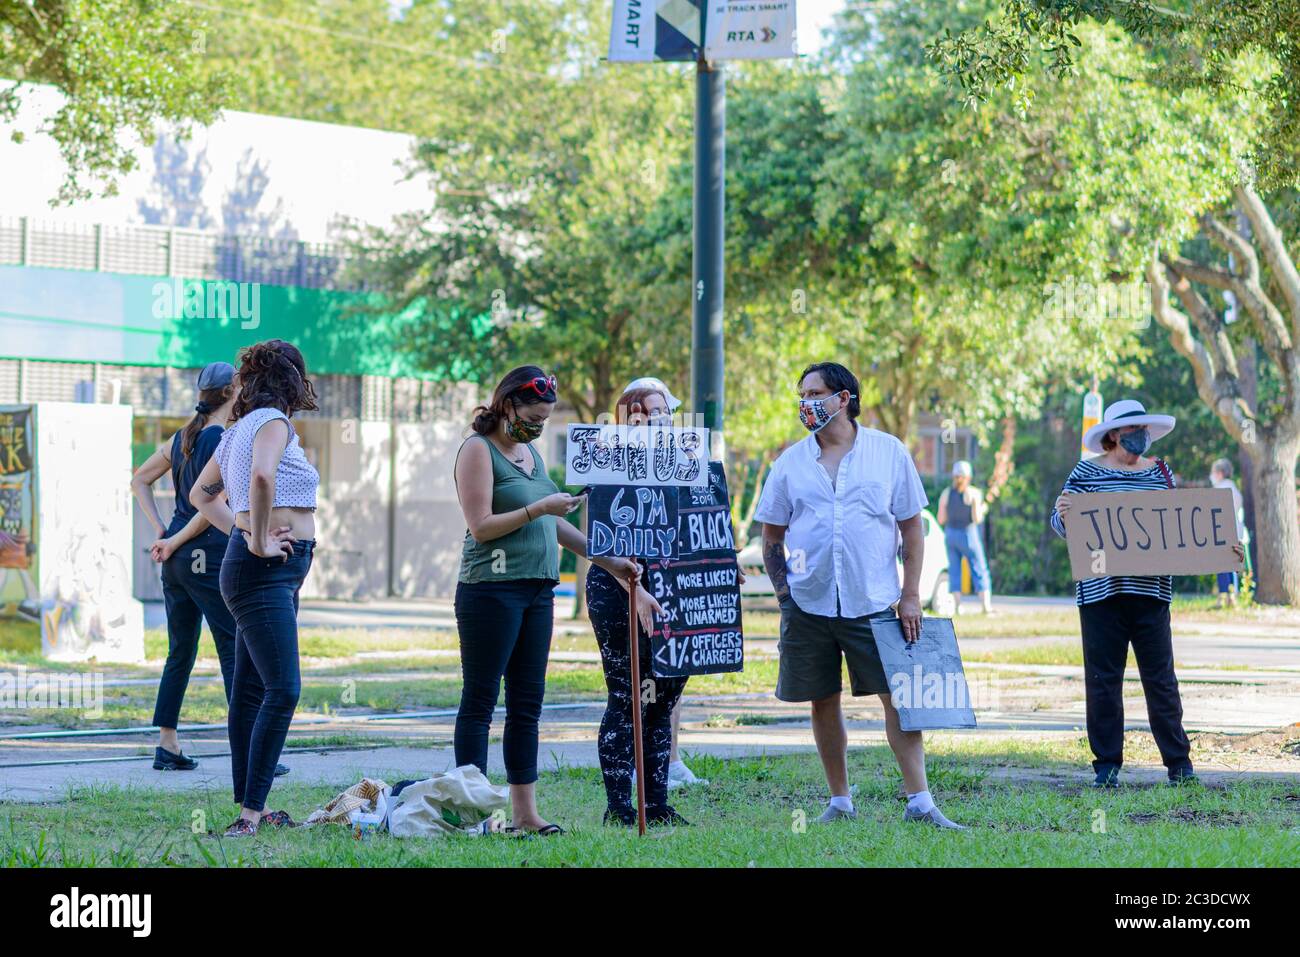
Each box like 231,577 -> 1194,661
1247,436 -> 1300,604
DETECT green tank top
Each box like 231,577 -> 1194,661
457,434 -> 561,583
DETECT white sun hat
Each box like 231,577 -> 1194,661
623,376 -> 682,411
1082,398 -> 1176,454
952,460 -> 973,478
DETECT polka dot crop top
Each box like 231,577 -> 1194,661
214,406 -> 319,513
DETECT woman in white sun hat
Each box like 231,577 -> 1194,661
1050,398 -> 1227,789
618,376 -> 711,792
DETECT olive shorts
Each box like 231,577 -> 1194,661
775,593 -> 892,702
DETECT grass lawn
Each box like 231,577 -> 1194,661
3,742 -> 1296,867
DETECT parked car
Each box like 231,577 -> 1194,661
735,507 -> 954,614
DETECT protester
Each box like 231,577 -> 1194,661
191,340 -> 319,835
453,365 -> 646,835
130,362 -> 241,771
1053,399 -> 1241,787
621,375 -> 709,791
587,383 -> 695,826
936,460 -> 994,615
754,361 -> 966,829
1209,458 -> 1247,608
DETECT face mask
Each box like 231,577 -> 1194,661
1118,427 -> 1150,456
506,414 -> 545,443
799,393 -> 851,433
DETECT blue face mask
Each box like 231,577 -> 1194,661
1118,428 -> 1150,456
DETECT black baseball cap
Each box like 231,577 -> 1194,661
196,362 -> 236,390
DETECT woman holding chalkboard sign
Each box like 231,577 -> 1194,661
1052,399 -> 1241,788
585,384 -> 692,827
453,366 -> 648,836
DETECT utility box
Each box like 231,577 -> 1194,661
0,402 -> 144,663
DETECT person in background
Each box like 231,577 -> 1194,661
454,366 -> 647,835
937,460 -> 994,615
130,362 -> 252,772
755,361 -> 965,829
191,340 -> 319,835
1052,399 -> 1240,787
1210,458 -> 1247,608
622,375 -> 709,791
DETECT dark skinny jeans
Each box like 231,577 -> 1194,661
152,530 -> 237,729
219,533 -> 315,812
453,578 -> 555,785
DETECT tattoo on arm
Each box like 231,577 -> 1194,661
763,540 -> 790,597
200,479 -> 224,496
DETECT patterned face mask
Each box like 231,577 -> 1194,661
798,393 -> 853,433
1118,427 -> 1150,456
506,414 -> 546,443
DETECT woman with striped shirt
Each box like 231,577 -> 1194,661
1052,399 -> 1217,788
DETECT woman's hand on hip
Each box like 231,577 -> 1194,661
243,525 -> 296,560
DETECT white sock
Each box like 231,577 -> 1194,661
829,795 -> 854,812
906,790 -> 936,814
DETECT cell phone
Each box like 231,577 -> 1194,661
575,485 -> 594,496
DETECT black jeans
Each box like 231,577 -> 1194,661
587,565 -> 687,812
1079,594 -> 1192,774
152,531 -> 237,729
219,533 -> 315,812
453,578 -> 555,785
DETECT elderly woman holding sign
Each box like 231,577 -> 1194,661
1051,399 -> 1238,788
585,381 -> 693,827
453,366 -> 646,835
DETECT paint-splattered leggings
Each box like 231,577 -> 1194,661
586,565 -> 687,812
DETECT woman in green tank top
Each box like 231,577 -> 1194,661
452,365 -> 646,836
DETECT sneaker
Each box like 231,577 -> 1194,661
222,818 -> 258,838
666,760 -> 709,790
259,810 -> 296,829
904,806 -> 968,830
815,803 -> 857,823
1093,765 -> 1121,789
1168,766 -> 1199,786
153,747 -> 198,771
603,806 -> 638,828
273,763 -> 290,777
647,805 -> 691,827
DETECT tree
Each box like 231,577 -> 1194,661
928,0 -> 1300,189
1146,183 -> 1300,603
0,0 -> 229,202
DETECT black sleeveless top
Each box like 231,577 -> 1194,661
165,425 -> 228,541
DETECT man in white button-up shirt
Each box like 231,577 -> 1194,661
754,362 -> 965,829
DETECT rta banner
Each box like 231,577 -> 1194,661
1062,487 -> 1243,579
608,0 -> 797,62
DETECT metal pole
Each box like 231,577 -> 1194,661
691,58 -> 725,437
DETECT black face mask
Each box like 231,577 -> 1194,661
1118,427 -> 1150,456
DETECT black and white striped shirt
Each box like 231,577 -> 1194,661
1050,458 -> 1174,606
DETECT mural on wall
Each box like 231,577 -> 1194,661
33,404 -> 144,663
0,405 -> 39,623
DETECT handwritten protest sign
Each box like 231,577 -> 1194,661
585,484 -> 680,560
1062,487 -> 1242,580
647,463 -> 743,677
870,616 -> 977,732
566,424 -> 710,488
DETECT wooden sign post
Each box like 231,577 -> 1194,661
626,574 -> 647,835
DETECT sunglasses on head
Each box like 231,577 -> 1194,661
518,374 -> 557,398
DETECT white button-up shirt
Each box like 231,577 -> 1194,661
753,424 -> 928,618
